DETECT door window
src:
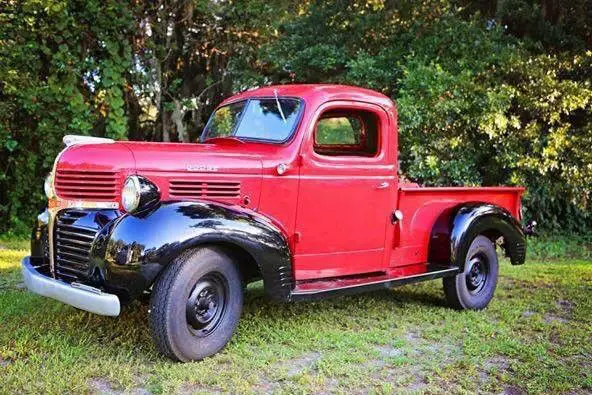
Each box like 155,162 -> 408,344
314,110 -> 379,157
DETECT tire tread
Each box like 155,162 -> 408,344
148,249 -> 195,361
443,235 -> 498,311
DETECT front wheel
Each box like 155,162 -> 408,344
443,235 -> 499,310
149,247 -> 243,361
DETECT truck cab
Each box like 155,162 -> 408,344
23,84 -> 527,362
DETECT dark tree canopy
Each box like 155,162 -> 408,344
0,0 -> 590,234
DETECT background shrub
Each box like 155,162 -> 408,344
1,0 -> 590,235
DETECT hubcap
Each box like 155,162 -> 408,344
186,273 -> 227,336
466,255 -> 488,293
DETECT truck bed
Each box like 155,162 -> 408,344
391,186 -> 524,267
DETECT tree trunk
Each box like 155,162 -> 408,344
172,99 -> 188,142
125,85 -> 142,140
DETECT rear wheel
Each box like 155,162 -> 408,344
149,247 -> 243,361
443,235 -> 498,310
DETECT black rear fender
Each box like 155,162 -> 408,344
428,203 -> 526,269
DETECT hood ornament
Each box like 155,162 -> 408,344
63,135 -> 114,147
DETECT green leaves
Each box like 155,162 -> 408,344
4,139 -> 18,153
0,0 -> 590,234
260,1 -> 592,233
0,0 -> 134,233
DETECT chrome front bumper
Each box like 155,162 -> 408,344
21,257 -> 120,316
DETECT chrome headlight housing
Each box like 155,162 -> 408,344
44,173 -> 55,199
121,175 -> 160,213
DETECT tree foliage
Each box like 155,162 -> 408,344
257,0 -> 592,232
0,0 -> 590,234
0,0 -> 134,232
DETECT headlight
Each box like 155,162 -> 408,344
121,176 -> 141,212
44,173 -> 55,198
121,175 -> 160,213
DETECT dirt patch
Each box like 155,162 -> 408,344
479,356 -> 511,383
129,388 -> 151,395
382,367 -> 428,393
483,356 -> 510,372
544,314 -> 569,324
0,356 -> 12,367
365,345 -> 405,369
319,377 -> 340,393
423,342 -> 459,360
522,310 -> 536,318
503,385 -> 526,395
557,299 -> 574,313
405,330 -> 422,342
374,337 -> 461,392
286,351 -> 321,376
376,344 -> 404,358
252,351 -> 322,391
536,299 -> 574,324
88,378 -> 151,395
404,376 -> 428,393
252,376 -> 280,393
178,383 -> 221,394
88,378 -> 119,394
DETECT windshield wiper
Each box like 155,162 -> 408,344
203,136 -> 246,145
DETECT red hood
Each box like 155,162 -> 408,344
122,141 -> 263,174
119,142 -> 264,208
56,142 -> 135,173
57,141 -> 263,175
55,141 -> 265,206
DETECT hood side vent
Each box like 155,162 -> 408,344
169,180 -> 241,200
55,170 -> 118,201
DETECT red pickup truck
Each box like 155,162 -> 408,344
23,84 -> 528,361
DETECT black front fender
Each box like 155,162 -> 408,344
94,201 -> 293,302
450,203 -> 526,269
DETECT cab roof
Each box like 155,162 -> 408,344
219,84 -> 396,112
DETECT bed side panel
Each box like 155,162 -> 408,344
391,187 -> 524,267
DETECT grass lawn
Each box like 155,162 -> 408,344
0,240 -> 591,394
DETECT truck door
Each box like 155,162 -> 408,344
294,101 -> 396,280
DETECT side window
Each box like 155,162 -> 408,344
314,110 -> 379,157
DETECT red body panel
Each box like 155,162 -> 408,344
55,84 -> 524,284
391,186 -> 523,268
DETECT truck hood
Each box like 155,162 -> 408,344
123,141 -> 263,174
56,142 -> 135,173
57,141 -> 263,175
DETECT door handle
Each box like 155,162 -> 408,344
376,182 -> 390,190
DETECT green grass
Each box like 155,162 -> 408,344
527,233 -> 592,261
1,240 -> 591,394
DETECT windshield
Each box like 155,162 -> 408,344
202,98 -> 302,143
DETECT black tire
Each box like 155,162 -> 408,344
148,247 -> 243,362
443,235 -> 499,310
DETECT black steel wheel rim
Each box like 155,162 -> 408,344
465,253 -> 489,294
186,272 -> 228,337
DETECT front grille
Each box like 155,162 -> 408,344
55,170 -> 118,201
169,180 -> 241,200
54,210 -> 98,282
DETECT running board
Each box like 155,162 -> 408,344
290,265 -> 461,302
